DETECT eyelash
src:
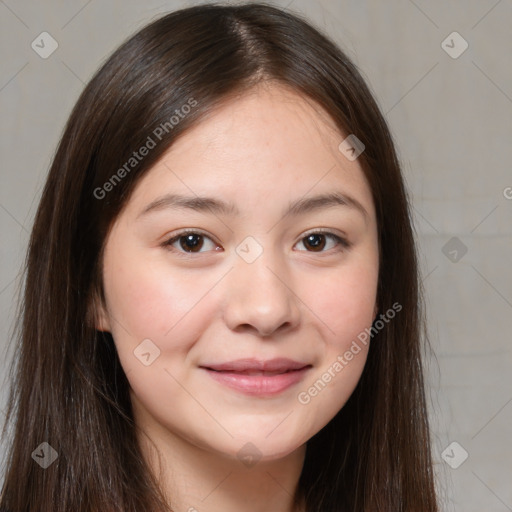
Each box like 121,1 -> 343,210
161,228 -> 351,258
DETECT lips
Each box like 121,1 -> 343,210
200,358 -> 312,396
200,357 -> 310,374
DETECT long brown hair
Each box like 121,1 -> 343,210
0,3 -> 438,511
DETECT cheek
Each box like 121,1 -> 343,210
308,260 -> 378,350
294,260 -> 377,417
102,255 -> 220,371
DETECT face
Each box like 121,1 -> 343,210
96,83 -> 379,464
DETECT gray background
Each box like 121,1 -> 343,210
1,0 -> 511,510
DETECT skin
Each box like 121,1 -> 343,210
96,82 -> 379,512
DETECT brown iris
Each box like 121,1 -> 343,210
179,234 -> 204,252
302,234 -> 326,252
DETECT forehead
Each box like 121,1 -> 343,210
123,83 -> 376,223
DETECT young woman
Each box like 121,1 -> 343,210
0,3 -> 438,511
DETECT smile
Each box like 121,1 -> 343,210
201,366 -> 312,396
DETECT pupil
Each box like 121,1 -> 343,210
180,234 -> 203,252
306,234 -> 325,251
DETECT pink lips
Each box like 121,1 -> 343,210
200,358 -> 312,396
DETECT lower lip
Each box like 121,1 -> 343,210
203,367 -> 311,396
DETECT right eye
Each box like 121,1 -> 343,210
162,230 -> 223,255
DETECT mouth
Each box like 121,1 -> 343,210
199,358 -> 312,396
200,357 -> 310,373
206,369 -> 307,376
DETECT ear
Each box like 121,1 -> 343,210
88,291 -> 111,332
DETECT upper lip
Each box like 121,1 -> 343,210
201,358 -> 311,373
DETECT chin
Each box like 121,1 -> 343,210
220,428 -> 309,464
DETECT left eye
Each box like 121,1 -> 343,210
163,231 -> 220,254
294,232 -> 348,252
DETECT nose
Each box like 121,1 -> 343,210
222,249 -> 301,337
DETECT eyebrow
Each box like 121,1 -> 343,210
137,191 -> 368,222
